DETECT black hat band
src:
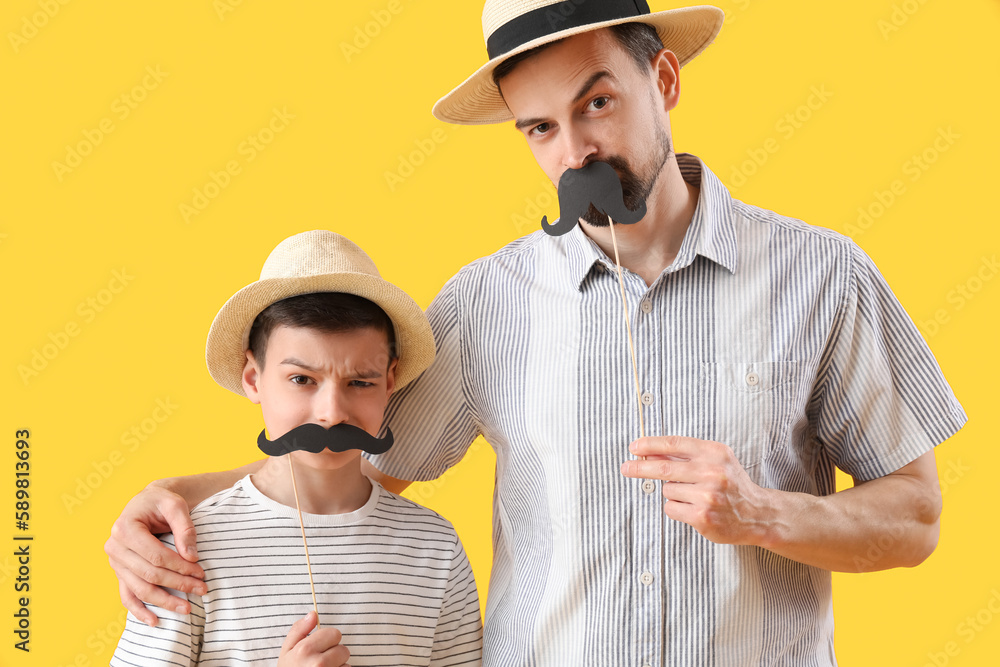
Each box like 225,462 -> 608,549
486,0 -> 652,60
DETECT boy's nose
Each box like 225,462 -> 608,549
314,385 -> 350,426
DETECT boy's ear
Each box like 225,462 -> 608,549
242,350 -> 263,404
386,357 -> 398,396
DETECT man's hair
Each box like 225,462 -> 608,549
491,22 -> 664,88
248,292 -> 397,368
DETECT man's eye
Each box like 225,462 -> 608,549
530,122 -> 551,136
291,375 -> 312,385
589,96 -> 609,111
349,380 -> 375,388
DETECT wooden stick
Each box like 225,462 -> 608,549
287,454 -> 321,627
607,216 -> 646,448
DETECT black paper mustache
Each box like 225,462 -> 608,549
257,422 -> 394,457
540,161 -> 647,236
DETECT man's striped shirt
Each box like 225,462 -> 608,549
369,154 -> 966,666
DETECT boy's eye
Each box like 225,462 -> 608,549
349,380 -> 375,388
290,375 -> 313,385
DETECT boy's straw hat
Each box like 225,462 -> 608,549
432,0 -> 724,125
206,230 -> 435,397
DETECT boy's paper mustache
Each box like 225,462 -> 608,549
257,422 -> 394,456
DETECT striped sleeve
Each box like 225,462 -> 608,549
429,536 -> 483,666
110,584 -> 203,667
812,242 -> 967,481
371,271 -> 481,481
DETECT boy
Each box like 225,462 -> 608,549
111,230 -> 483,666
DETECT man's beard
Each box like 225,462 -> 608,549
581,123 -> 674,228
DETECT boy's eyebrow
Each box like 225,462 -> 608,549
279,357 -> 383,378
513,70 -> 613,131
279,357 -> 320,372
349,368 -> 384,379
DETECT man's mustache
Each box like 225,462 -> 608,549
257,422 -> 394,457
541,160 -> 647,236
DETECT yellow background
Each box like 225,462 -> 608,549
2,0 -> 998,664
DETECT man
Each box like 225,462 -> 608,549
106,2 -> 966,665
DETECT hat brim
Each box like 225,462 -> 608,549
432,5 -> 725,125
205,272 -> 435,397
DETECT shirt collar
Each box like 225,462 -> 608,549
564,154 -> 739,290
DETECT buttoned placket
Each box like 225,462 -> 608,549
609,262 -> 665,667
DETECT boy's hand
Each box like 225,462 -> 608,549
104,484 -> 206,626
279,612 -> 351,667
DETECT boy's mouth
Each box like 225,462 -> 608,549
257,422 -> 394,457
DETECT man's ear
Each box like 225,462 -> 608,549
242,350 -> 263,404
652,48 -> 681,112
385,357 -> 398,397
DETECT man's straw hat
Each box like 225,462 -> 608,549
206,230 -> 435,397
433,0 -> 724,125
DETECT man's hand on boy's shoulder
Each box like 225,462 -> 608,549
104,482 -> 206,626
105,460 -> 263,625
279,612 -> 351,667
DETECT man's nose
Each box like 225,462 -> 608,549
560,125 -> 597,170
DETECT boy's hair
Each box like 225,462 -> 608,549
248,292 -> 397,368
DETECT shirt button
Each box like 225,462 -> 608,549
640,391 -> 654,405
640,298 -> 652,313
642,480 -> 656,494
746,372 -> 760,387
640,571 -> 654,586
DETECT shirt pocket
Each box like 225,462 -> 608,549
701,361 -> 803,474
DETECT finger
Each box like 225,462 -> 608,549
629,435 -> 700,459
106,533 -> 203,592
325,643 -> 351,667
157,497 -> 200,563
112,518 -> 204,580
109,538 -> 207,597
280,612 -> 318,656
118,579 -> 160,628
305,626 -> 344,652
662,497 -> 700,526
621,457 -> 693,481
283,622 -> 351,666
115,562 -> 193,615
660,480 -> 700,504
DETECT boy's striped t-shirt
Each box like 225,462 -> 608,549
111,475 -> 482,666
